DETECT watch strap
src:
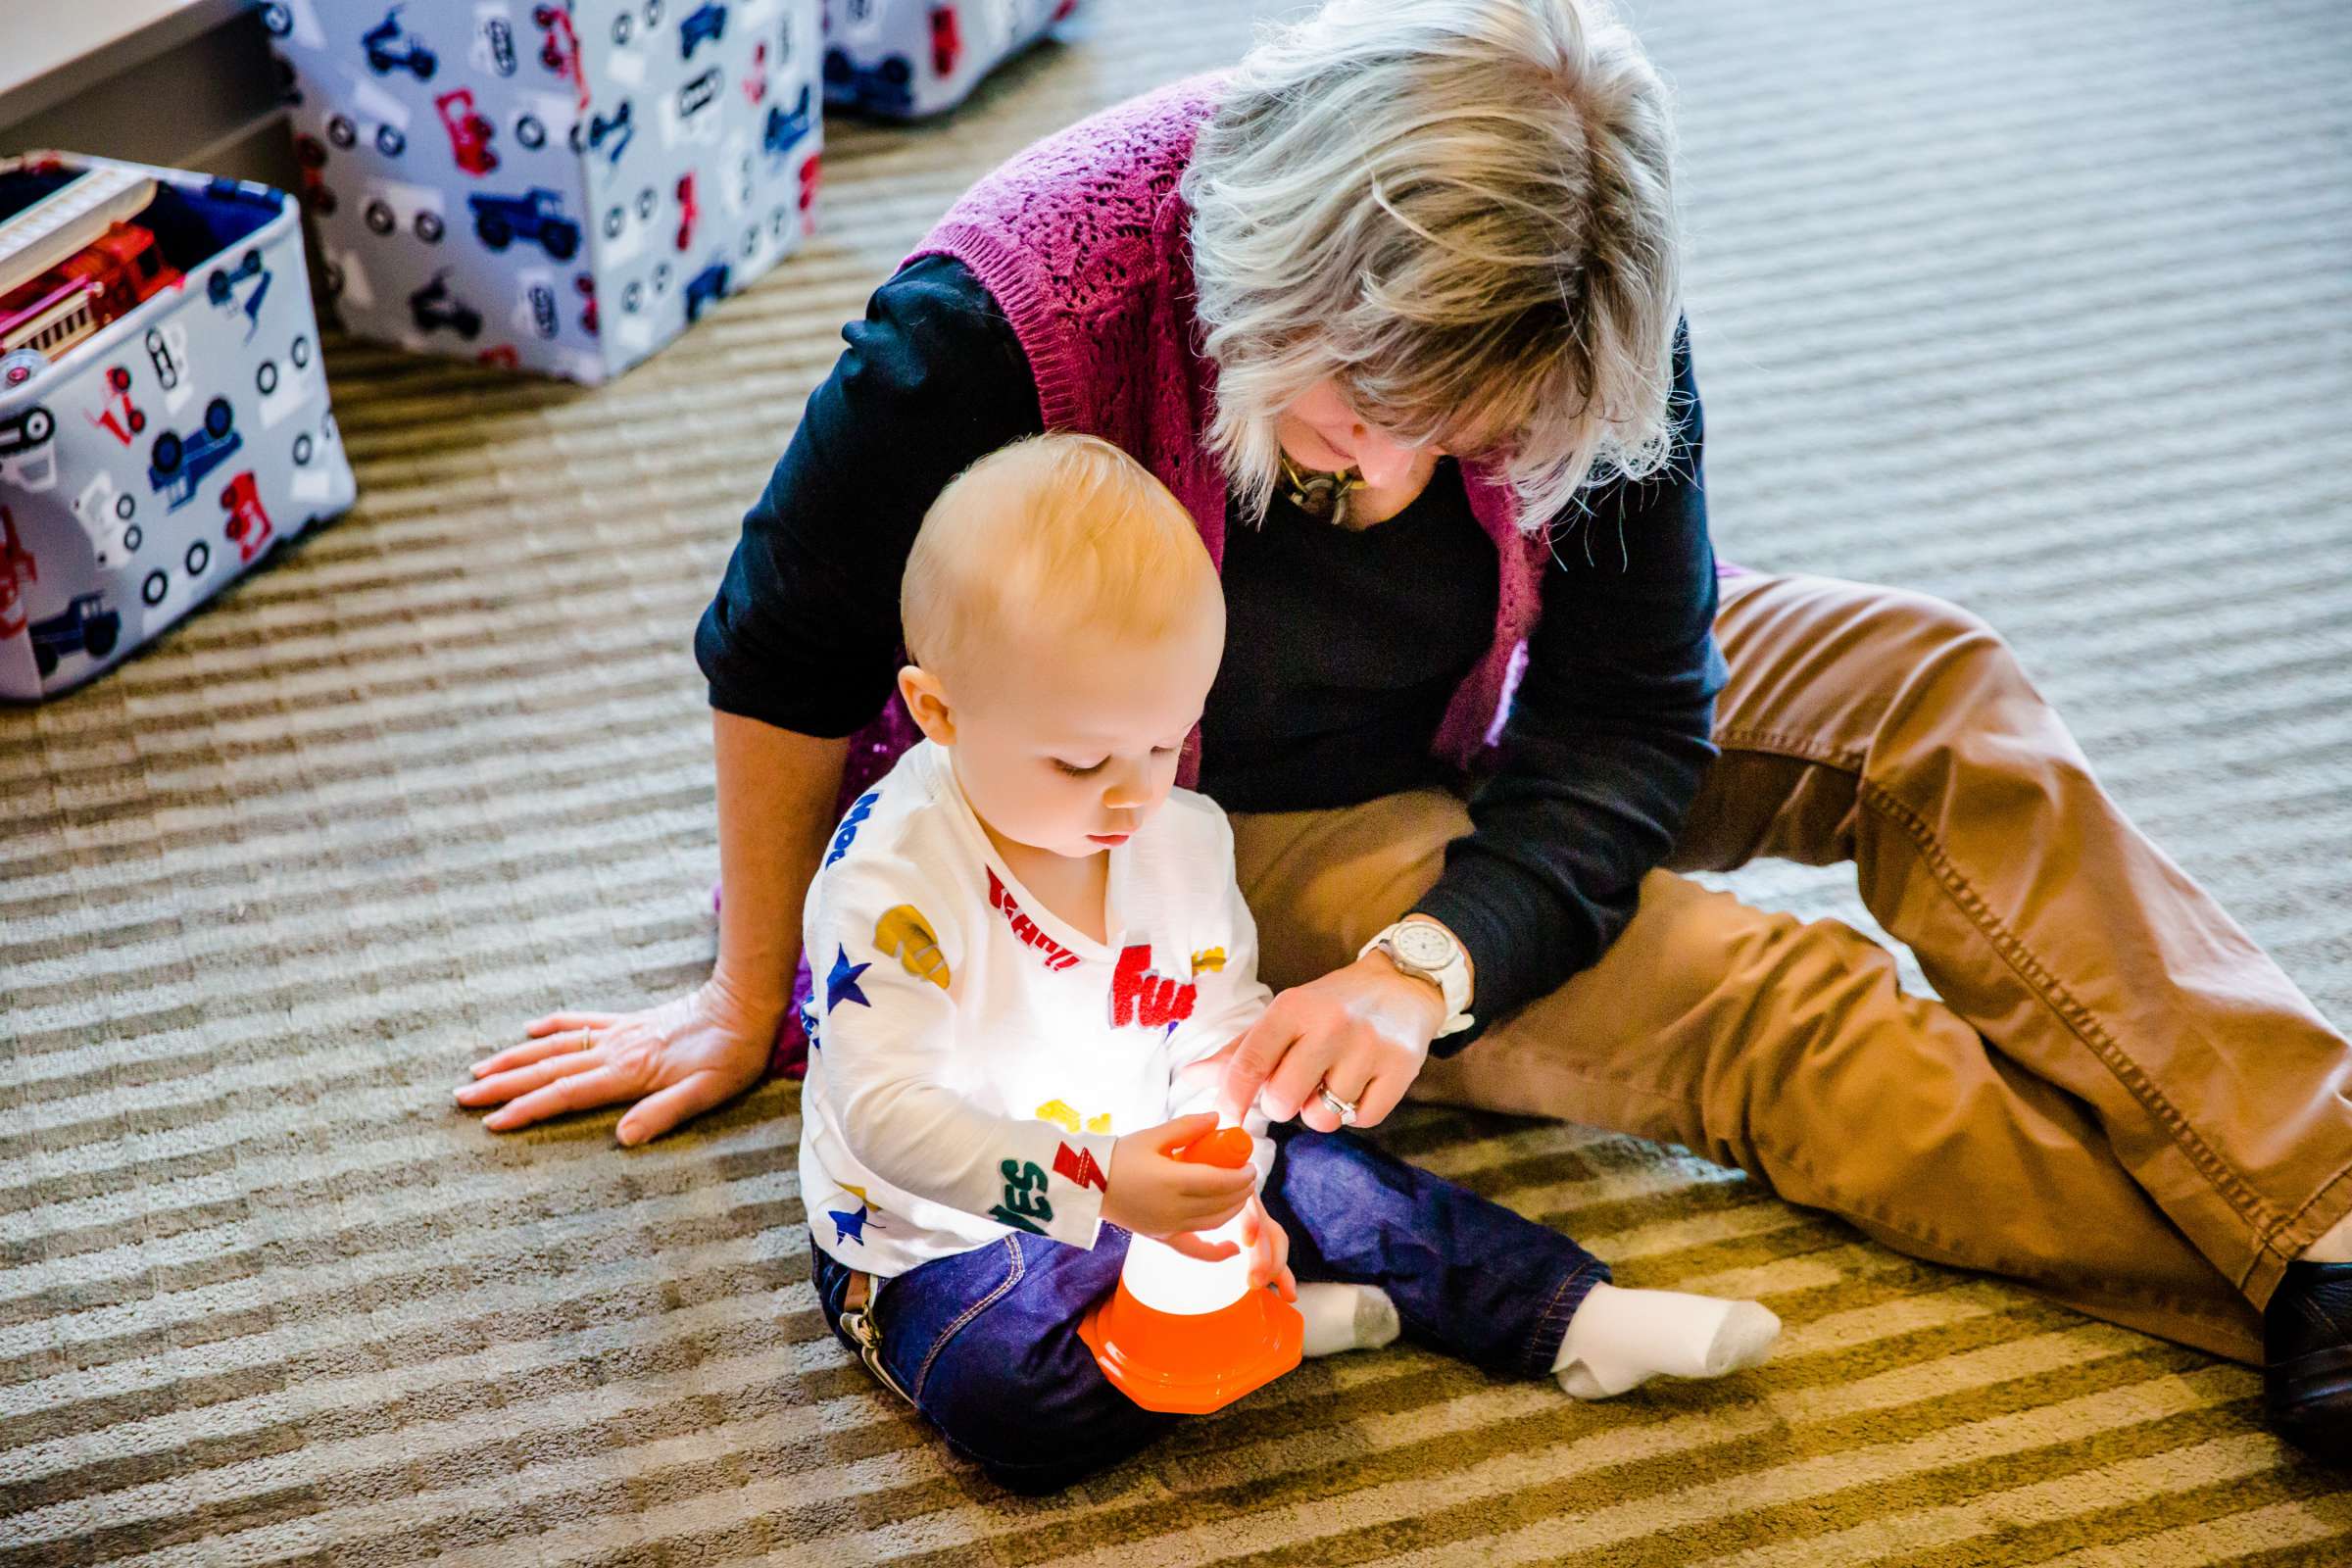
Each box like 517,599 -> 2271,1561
1360,920 -> 1475,1037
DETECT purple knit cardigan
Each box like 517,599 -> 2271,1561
831,70 -> 1553,814
773,74 -> 1557,1074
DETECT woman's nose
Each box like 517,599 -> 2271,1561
1350,430 -> 1419,490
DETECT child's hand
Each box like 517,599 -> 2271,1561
1242,1198 -> 1298,1300
1102,1113 -> 1257,1250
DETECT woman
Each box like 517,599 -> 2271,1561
457,0 -> 2352,1455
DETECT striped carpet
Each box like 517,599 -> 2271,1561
7,0 -> 2351,1560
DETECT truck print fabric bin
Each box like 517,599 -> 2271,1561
823,0 -> 1076,121
0,154 -> 358,703
266,0 -> 824,383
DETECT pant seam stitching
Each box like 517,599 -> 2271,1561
1846,771 -> 2283,1257
1713,725 -> 1868,772
2270,1156 -> 2352,1261
1719,715 -> 2294,1273
913,1236 -> 1025,1403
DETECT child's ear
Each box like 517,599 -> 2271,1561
898,664 -> 956,746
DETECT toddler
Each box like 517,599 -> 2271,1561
802,433 -> 1780,1494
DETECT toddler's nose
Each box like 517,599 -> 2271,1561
1103,767 -> 1151,812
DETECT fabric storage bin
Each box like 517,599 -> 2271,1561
265,0 -> 823,383
823,0 -> 1076,120
0,155 -> 357,703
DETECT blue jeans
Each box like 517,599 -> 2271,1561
810,1124 -> 1609,1494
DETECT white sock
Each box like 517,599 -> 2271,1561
2302,1208 -> 2352,1264
1295,1283 -> 1401,1358
1551,1281 -> 1782,1399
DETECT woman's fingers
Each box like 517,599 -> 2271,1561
1173,1037 -> 1243,1096
481,1063 -> 634,1132
1216,1013 -> 1299,1123
1352,1061 -> 1413,1130
467,1029 -> 593,1078
1263,1028 -> 1342,1125
614,1070 -> 738,1148
455,1046 -> 603,1106
461,986 -> 771,1142
1301,1048 -> 1377,1134
524,1011 -> 620,1038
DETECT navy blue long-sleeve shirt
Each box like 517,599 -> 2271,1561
696,255 -> 1726,1051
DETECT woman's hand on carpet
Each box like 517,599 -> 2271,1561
1210,954 -> 1441,1133
457,972 -> 782,1145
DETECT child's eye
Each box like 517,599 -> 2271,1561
1053,759 -> 1107,777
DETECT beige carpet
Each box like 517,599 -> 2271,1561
7,0 -> 2352,1561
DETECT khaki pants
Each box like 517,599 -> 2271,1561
1228,571 -> 2352,1365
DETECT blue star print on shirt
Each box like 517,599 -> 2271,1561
830,1204 -> 871,1246
826,946 -> 872,1012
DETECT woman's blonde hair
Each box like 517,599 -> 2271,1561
903,433 -> 1218,684
1181,0 -> 1686,530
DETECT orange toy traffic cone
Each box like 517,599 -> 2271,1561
1078,1125 -> 1303,1413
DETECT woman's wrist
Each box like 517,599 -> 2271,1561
708,711 -> 850,1029
1348,951 -> 1446,1048
701,961 -> 793,1033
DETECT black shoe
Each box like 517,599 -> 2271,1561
2265,1258 -> 2352,1463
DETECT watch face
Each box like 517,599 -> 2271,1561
1393,922 -> 1455,968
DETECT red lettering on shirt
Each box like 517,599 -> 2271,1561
1054,1142 -> 1108,1192
987,868 -> 1080,972
1110,944 -> 1197,1031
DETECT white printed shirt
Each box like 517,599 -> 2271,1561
799,740 -> 1274,1278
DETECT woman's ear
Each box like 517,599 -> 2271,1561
898,664 -> 956,746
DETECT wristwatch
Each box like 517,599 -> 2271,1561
1359,918 -> 1475,1039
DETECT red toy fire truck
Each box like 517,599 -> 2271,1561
0,222 -> 181,367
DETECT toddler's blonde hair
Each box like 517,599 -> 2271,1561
902,434 -> 1220,684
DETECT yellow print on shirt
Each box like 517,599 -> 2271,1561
874,905 -> 951,989
1035,1099 -> 1114,1135
1191,947 -> 1226,975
